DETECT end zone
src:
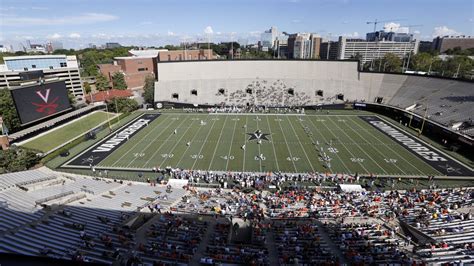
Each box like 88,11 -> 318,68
61,113 -> 161,169
360,116 -> 474,177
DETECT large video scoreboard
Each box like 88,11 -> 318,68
10,80 -> 72,125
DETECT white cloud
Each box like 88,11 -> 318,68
204,26 -> 213,35
248,31 -> 262,37
468,18 -> 473,22
48,33 -> 62,39
1,13 -> 118,26
413,30 -> 421,35
341,32 -> 359,38
69,33 -> 81,39
0,6 -> 17,11
31,6 -> 49,10
292,19 -> 301,23
140,21 -> 153,25
91,33 -> 111,40
167,30 -> 175,36
383,22 -> 409,33
432,26 -> 461,37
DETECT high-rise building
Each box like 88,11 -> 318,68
261,26 -> 278,49
366,31 -> 414,42
0,55 -> 85,103
287,33 -> 321,59
332,36 -> 419,64
0,45 -> 12,53
105,42 -> 122,49
432,35 -> 474,53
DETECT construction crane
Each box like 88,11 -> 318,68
366,19 -> 403,32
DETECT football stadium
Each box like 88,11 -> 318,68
1,59 -> 473,265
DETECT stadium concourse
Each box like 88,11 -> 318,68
0,166 -> 473,265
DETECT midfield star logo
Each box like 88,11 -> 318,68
247,130 -> 271,141
32,88 -> 59,115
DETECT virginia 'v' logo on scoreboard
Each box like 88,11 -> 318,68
36,89 -> 51,103
32,88 -> 60,115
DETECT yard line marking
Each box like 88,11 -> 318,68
174,115 -> 211,168
306,116 -> 351,174
350,116 -> 426,175
286,116 -> 315,172
326,116 -> 377,175
265,115 -> 280,172
131,115 -> 189,168
343,116 -> 408,175
109,115 -> 172,167
256,115 -> 262,172
155,115 -> 199,168
242,116 -> 248,172
276,115 -> 298,172
191,116 -> 219,170
207,116 -> 228,170
225,118 -> 239,170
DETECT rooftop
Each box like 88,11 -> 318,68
85,89 -> 133,103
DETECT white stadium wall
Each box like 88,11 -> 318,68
153,60 -> 471,114
154,60 -> 390,107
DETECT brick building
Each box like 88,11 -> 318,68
98,49 -> 216,90
157,49 -> 215,61
432,35 -> 474,53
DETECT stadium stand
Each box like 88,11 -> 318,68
0,168 -> 473,264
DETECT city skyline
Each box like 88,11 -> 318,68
1,0 -> 473,50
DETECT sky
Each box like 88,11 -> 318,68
0,0 -> 473,50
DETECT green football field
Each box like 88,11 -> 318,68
95,112 -> 442,176
21,111 -> 117,153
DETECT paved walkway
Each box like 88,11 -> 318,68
315,220 -> 349,265
265,229 -> 280,266
189,218 -> 216,266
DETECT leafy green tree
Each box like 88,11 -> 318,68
83,81 -> 92,94
143,75 -> 155,105
382,53 -> 403,73
0,89 -> 21,133
52,49 -> 76,55
112,72 -> 127,90
410,52 -> 435,72
432,55 -> 474,78
67,90 -> 77,106
350,53 -> 363,62
0,52 -> 16,63
0,147 -> 40,173
107,97 -> 139,114
95,73 -> 110,91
